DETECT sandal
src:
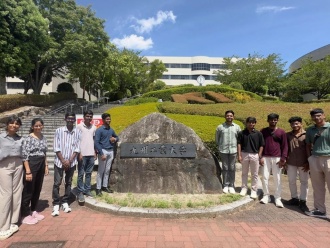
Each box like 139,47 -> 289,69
0,229 -> 14,240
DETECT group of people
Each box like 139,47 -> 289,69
215,108 -> 330,218
0,111 -> 118,240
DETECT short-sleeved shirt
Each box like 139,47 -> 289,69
286,131 -> 308,166
22,134 -> 48,161
0,132 -> 22,161
215,122 -> 241,154
238,129 -> 264,153
306,122 -> 330,156
77,122 -> 96,156
53,126 -> 81,168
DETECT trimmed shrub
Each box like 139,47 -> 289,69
124,97 -> 159,106
171,94 -> 188,103
222,92 -> 252,103
262,95 -> 279,102
142,85 -> 262,102
205,91 -> 232,103
0,93 -> 77,112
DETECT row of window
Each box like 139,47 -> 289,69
164,63 -> 227,70
161,75 -> 217,80
7,82 -> 24,89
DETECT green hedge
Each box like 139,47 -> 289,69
0,93 -> 77,112
142,85 -> 262,102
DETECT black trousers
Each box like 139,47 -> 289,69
21,156 -> 45,217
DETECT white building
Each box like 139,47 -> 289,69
145,56 -> 233,86
5,76 -> 98,101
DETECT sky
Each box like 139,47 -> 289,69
76,0 -> 330,70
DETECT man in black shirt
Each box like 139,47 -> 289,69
237,117 -> 265,199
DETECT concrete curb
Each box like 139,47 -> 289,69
78,191 -> 257,219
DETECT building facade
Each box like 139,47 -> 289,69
145,56 -> 233,86
289,44 -> 330,73
5,76 -> 98,101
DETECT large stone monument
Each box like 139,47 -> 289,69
110,113 -> 222,194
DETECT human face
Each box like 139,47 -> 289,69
267,118 -> 278,128
84,114 -> 93,125
290,121 -> 302,132
103,117 -> 111,126
225,113 -> 234,123
65,116 -> 76,127
7,121 -> 21,135
246,122 -> 256,130
32,121 -> 44,134
312,113 -> 326,126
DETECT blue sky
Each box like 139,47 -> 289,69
76,0 -> 330,70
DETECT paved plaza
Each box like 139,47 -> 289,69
1,170 -> 330,248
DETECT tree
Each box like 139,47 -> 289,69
215,53 -> 286,95
19,0 -> 109,95
285,56 -> 330,100
102,48 -> 166,100
0,0 -> 49,94
64,5 -> 109,100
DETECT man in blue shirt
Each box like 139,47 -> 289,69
94,113 -> 118,196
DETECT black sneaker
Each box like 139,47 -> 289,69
78,192 -> 85,203
299,200 -> 309,212
285,198 -> 300,206
102,187 -> 114,193
96,189 -> 102,196
305,209 -> 327,219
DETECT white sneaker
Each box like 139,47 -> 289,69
62,203 -> 71,213
240,188 -> 247,196
250,190 -> 257,199
260,195 -> 271,204
275,198 -> 284,208
52,205 -> 60,217
229,187 -> 236,194
223,186 -> 229,194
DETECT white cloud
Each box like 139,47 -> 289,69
256,6 -> 295,14
132,10 -> 176,34
112,34 -> 153,50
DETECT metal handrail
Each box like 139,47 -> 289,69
47,103 -> 76,116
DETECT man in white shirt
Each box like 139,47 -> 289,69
76,110 -> 97,203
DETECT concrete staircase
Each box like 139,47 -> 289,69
16,103 -> 120,171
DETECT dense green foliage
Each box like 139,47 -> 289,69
124,97 -> 159,106
285,55 -> 330,100
216,53 -> 286,95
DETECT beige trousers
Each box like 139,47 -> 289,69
0,157 -> 23,231
241,152 -> 260,191
308,155 -> 330,213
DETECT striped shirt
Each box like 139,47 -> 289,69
53,126 -> 81,168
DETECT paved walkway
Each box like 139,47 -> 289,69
2,171 -> 330,248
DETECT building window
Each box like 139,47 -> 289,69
165,63 -> 191,68
211,64 -> 227,69
7,82 -> 25,89
191,63 -> 210,71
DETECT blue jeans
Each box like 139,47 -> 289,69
77,156 -> 95,194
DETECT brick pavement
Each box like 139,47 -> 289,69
1,172 -> 330,248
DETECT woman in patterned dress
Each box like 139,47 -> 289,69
21,118 -> 49,224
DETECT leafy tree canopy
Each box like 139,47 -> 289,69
215,53 -> 286,95
285,55 -> 330,100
